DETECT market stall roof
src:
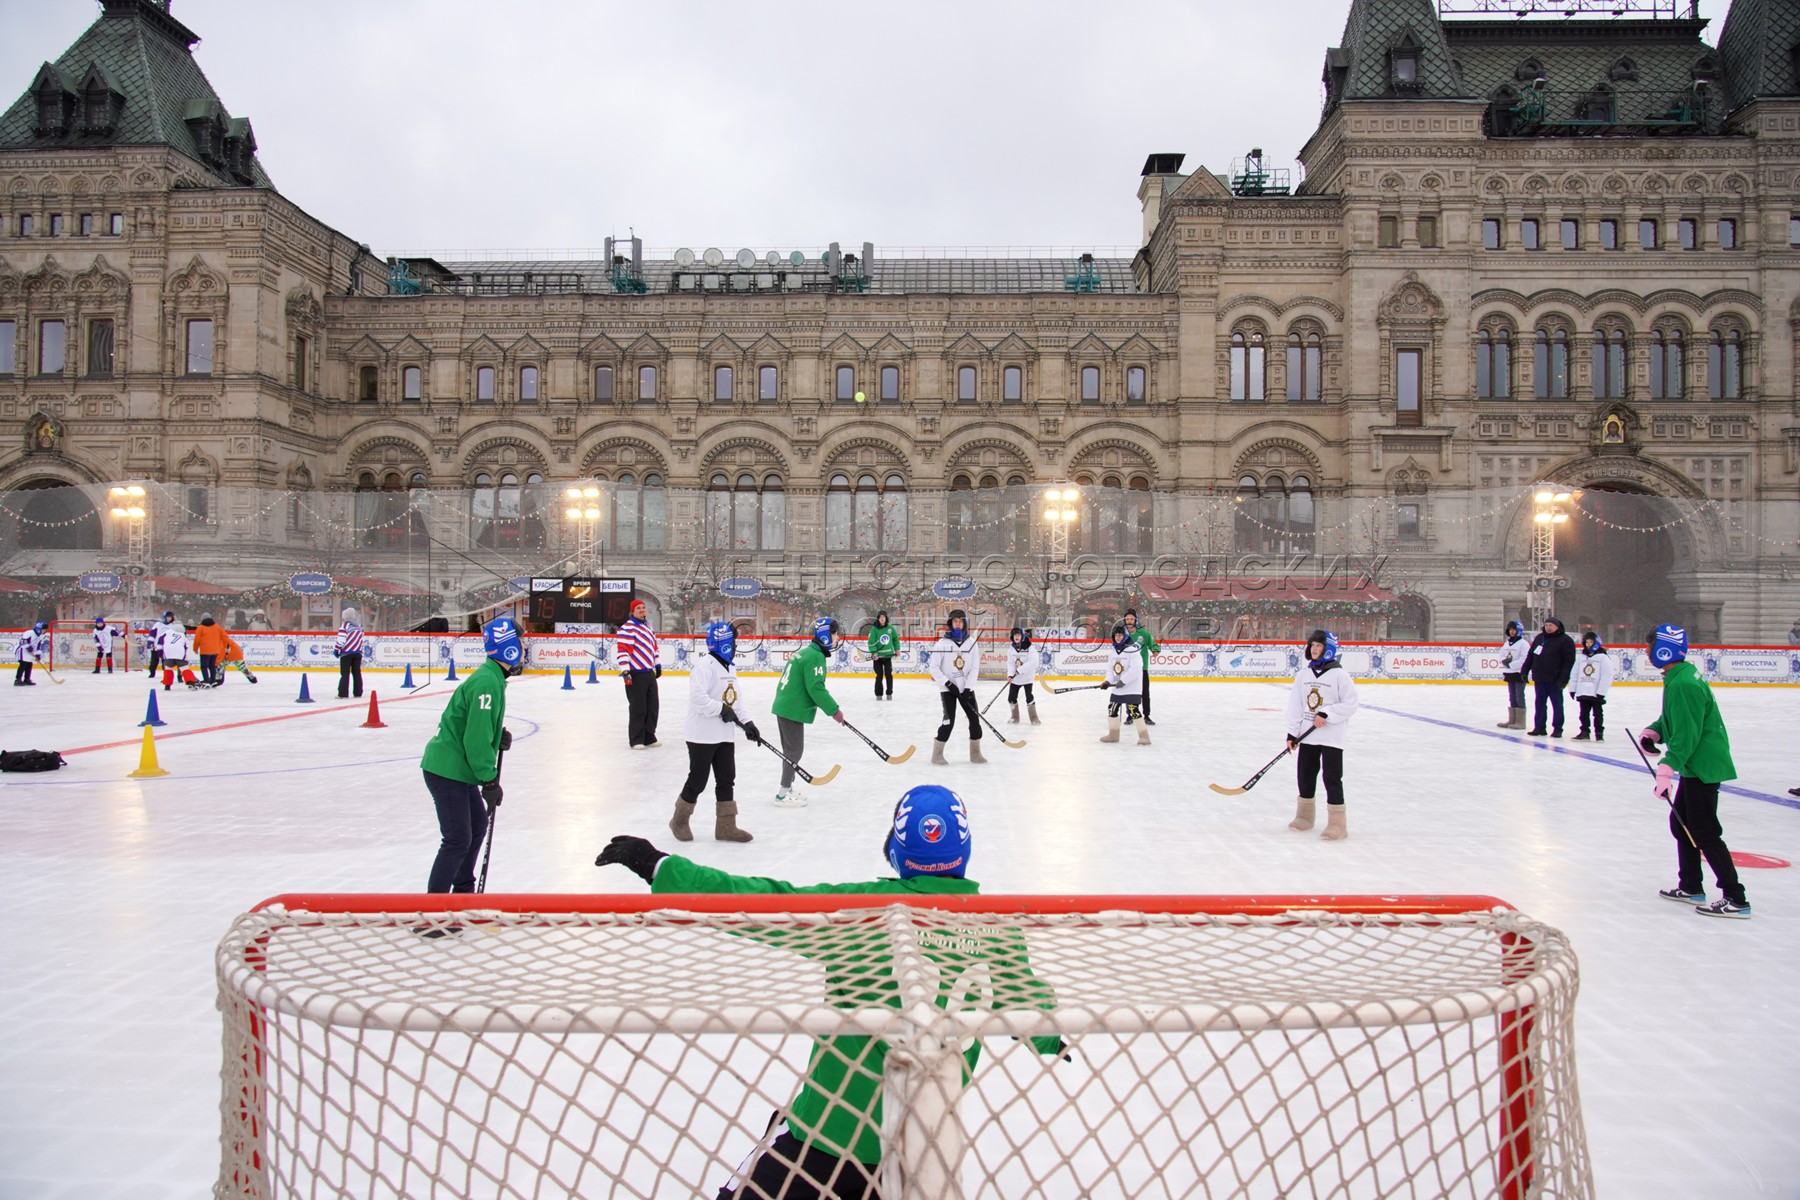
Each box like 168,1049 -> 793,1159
1137,576 -> 1396,603
148,575 -> 238,595
335,576 -> 430,597
0,577 -> 38,594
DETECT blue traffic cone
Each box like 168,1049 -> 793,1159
401,662 -> 417,689
586,658 -> 598,684
561,664 -> 575,690
296,673 -> 315,704
139,688 -> 167,728
445,655 -> 458,682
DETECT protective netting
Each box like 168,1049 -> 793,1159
216,899 -> 1590,1200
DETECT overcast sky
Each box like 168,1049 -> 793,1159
2,0 -> 1733,257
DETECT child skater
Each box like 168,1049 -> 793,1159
1497,620 -> 1529,729
928,609 -> 984,764
13,620 -> 47,686
1641,624 -> 1750,919
1098,623 -> 1149,745
156,619 -> 190,692
1006,625 -> 1039,725
92,615 -> 118,674
671,621 -> 763,844
1570,631 -> 1613,741
1285,629 -> 1359,841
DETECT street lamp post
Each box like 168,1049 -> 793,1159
564,486 -> 603,573
107,484 -> 150,627
1529,486 -> 1574,628
1041,485 -> 1080,630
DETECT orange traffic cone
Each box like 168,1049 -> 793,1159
360,691 -> 387,729
128,725 -> 170,778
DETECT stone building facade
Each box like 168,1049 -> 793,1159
1,0 -> 1798,640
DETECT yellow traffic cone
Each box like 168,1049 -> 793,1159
128,725 -> 170,779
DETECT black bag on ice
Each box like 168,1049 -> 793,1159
0,749 -> 67,772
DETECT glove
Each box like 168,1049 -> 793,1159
831,709 -> 847,725
595,835 -> 667,885
498,729 -> 513,752
943,682 -> 959,696
654,664 -> 662,678
621,670 -> 632,684
1652,763 -> 1677,801
1639,730 -> 1661,754
1099,680 -> 1114,689
1286,735 -> 1298,751
481,780 -> 504,809
743,720 -> 762,745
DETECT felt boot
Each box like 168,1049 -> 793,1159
714,802 -> 753,843
1008,703 -> 1020,725
1496,707 -> 1520,729
1100,716 -> 1121,743
969,739 -> 987,764
1136,718 -> 1151,745
669,798 -> 696,842
1322,805 -> 1348,841
931,739 -> 948,765
1027,703 -> 1041,725
1289,795 -> 1316,832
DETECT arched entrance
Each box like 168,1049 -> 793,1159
1552,484 -> 1681,646
10,479 -> 102,550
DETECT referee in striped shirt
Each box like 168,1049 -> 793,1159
618,599 -> 662,748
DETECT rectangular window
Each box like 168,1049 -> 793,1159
475,365 -> 495,401
78,213 -> 94,237
49,213 -> 65,236
1599,219 -> 1618,250
1594,337 -> 1626,400
1378,215 -> 1399,248
1639,218 -> 1659,249
1560,218 -> 1579,250
1417,215 -> 1438,248
184,319 -> 212,375
837,364 -> 857,402
1482,218 -> 1500,250
40,319 -> 67,374
291,334 -> 306,390
714,365 -> 733,402
19,214 -> 33,237
637,364 -> 657,401
1520,219 -> 1541,250
0,320 -> 14,374
1678,218 -> 1698,250
880,364 -> 899,402
1709,337 -> 1742,399
758,365 -> 778,401
403,365 -> 422,401
519,364 -> 538,401
1126,365 -> 1146,403
1535,336 -> 1569,399
594,365 -> 614,401
1080,364 -> 1100,402
108,212 -> 123,236
1395,349 -> 1421,426
1792,215 -> 1800,247
1002,365 -> 1022,402
359,365 -> 379,402
957,365 -> 977,402
1397,503 -> 1422,542
187,486 -> 210,526
1718,218 -> 1737,250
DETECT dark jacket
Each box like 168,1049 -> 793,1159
1523,617 -> 1577,688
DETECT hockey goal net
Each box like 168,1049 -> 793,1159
47,619 -> 132,672
216,894 -> 1590,1199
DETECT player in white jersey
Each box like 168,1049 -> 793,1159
1570,631 -> 1614,741
672,622 -> 762,844
92,615 -> 118,673
928,609 -> 983,765
1005,626 -> 1039,725
13,620 -> 47,686
1285,629 -> 1360,841
156,622 -> 190,691
1098,624 -> 1149,745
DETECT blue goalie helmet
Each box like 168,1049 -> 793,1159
1649,623 -> 1687,667
482,615 -> 522,667
705,620 -> 736,664
1308,629 -> 1339,662
812,615 -> 839,649
886,784 -> 971,879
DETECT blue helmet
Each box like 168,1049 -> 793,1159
1308,629 -> 1339,663
705,620 -> 735,664
482,616 -> 522,669
33,620 -> 46,633
886,785 -> 971,879
1649,624 -> 1687,667
812,616 -> 839,649
94,615 -> 106,627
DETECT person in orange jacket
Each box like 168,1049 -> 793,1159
218,630 -> 256,684
191,614 -> 230,687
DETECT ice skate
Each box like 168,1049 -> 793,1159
1288,795 -> 1315,832
1008,703 -> 1020,725
1321,806 -> 1348,841
773,788 -> 806,809
669,798 -> 696,842
1027,703 -> 1040,725
714,802 -> 753,843
968,739 -> 987,764
1100,716 -> 1121,743
931,739 -> 949,765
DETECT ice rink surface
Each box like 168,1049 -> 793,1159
1,665 -> 1795,1199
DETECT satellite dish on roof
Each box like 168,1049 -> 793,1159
789,250 -> 806,267
703,247 -> 724,267
735,248 -> 755,268
674,247 -> 695,267
765,250 -> 781,266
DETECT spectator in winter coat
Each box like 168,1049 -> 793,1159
1523,616 -> 1578,738
191,614 -> 229,686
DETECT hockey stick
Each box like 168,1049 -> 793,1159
1040,680 -> 1107,695
1630,729 -> 1699,849
1207,726 -> 1313,796
476,744 -> 504,894
750,735 -> 840,786
42,665 -> 64,685
981,682 -> 1010,714
838,715 -> 916,764
972,704 -> 1026,749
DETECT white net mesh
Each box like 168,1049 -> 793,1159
216,898 -> 1590,1200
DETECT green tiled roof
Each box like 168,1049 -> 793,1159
1329,0 -> 1471,103
1717,0 -> 1800,110
0,0 -> 273,188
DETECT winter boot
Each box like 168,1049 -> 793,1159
1496,707 -> 1521,730
1027,703 -> 1041,725
969,739 -> 987,764
931,739 -> 949,765
714,802 -> 753,843
669,798 -> 696,843
1321,805 -> 1348,841
1100,716 -> 1121,743
1136,718 -> 1152,746
1008,703 -> 1021,725
1288,795 -> 1316,832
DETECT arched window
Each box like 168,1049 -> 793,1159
594,365 -> 615,402
606,473 -> 669,553
1080,364 -> 1101,403
475,365 -> 495,402
15,480 -> 101,550
758,365 -> 778,402
519,365 -> 539,402
358,365 -> 378,403
958,365 -> 978,403
1126,365 -> 1147,404
1287,331 -> 1322,402
714,365 -> 733,403
706,471 -> 784,550
1129,476 -> 1154,555
880,364 -> 900,403
1708,327 -> 1743,399
470,470 -> 542,548
948,474 -> 974,553
1234,473 -> 1315,554
1534,327 -> 1569,398
836,365 -> 858,403
1593,327 -> 1628,399
1003,365 -> 1023,403
882,474 -> 909,552
637,364 -> 658,403
1476,328 -> 1512,399
826,473 -> 853,550
402,365 -> 422,402
1231,330 -> 1266,401
1650,329 -> 1685,399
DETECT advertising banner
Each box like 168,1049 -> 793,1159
1379,649 -> 1459,678
77,571 -> 121,594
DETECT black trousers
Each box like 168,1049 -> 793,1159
1504,674 -> 1526,707
937,687 -> 981,741
872,656 -> 893,697
199,653 -> 220,685
719,1128 -> 880,1200
1007,681 -> 1035,704
1297,743 -> 1345,805
1673,779 -> 1746,905
626,669 -> 660,745
425,769 -> 488,894
95,649 -> 114,672
1140,670 -> 1151,718
13,660 -> 32,684
1576,695 -> 1605,736
1531,680 -> 1564,733
338,652 -> 363,698
680,741 -> 736,806
146,646 -> 161,675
